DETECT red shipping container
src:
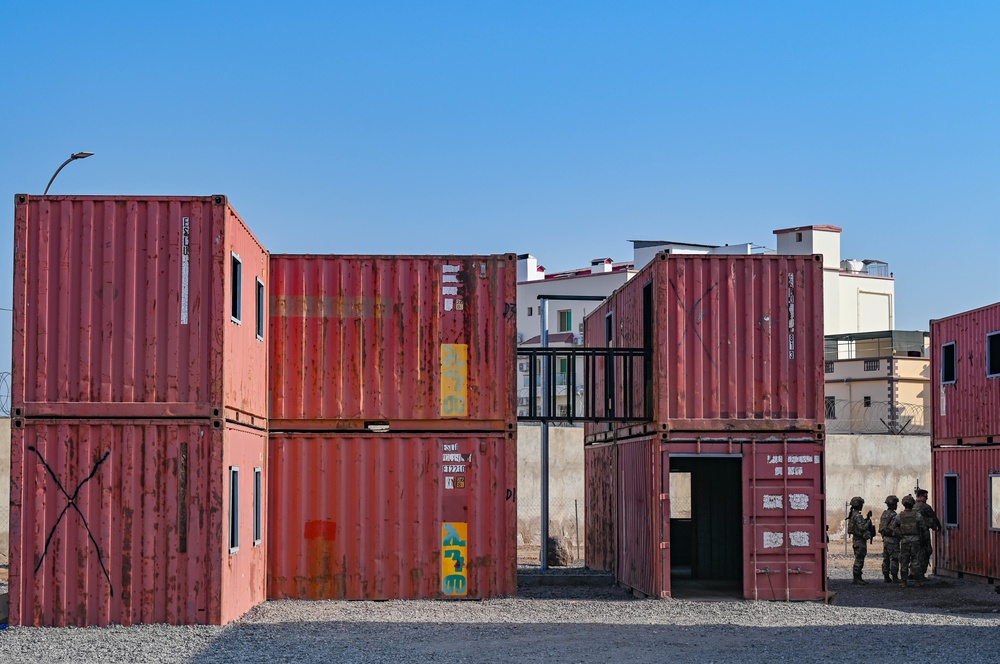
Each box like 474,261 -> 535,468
12,195 -> 269,425
267,431 -> 516,600
931,301 -> 1000,443
269,254 -> 516,431
584,434 -> 827,601
8,418 -> 266,626
932,445 -> 1000,584
583,254 -> 824,437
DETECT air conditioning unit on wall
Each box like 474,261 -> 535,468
517,361 -> 530,372
517,396 -> 529,406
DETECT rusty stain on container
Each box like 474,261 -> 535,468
12,195 -> 269,423
586,434 -> 826,601
584,254 -> 824,437
267,432 -> 516,600
932,445 -> 1000,583
268,254 -> 516,430
8,419 -> 266,627
931,301 -> 1000,442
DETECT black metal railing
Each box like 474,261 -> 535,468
516,347 -> 648,423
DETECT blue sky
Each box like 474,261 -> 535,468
2,2 -> 999,375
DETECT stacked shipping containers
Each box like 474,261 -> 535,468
9,195 -> 269,626
930,302 -> 1000,586
266,254 -> 518,600
583,253 -> 827,600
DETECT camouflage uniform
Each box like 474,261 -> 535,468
879,503 -> 900,582
847,502 -> 873,583
914,498 -> 941,577
897,501 -> 928,587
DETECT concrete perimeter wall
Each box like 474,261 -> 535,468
1,418 -> 10,565
825,433 -> 931,542
516,424 -> 585,551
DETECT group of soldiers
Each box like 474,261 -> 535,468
847,489 -> 941,588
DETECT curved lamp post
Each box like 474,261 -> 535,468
43,151 -> 94,195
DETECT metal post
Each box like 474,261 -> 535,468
540,298 -> 550,570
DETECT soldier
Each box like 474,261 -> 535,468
914,488 -> 941,578
879,495 -> 901,583
847,496 -> 875,585
897,494 -> 928,588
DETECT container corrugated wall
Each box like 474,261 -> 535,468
931,301 -> 1000,442
268,254 -> 516,430
12,195 -> 269,423
584,253 -> 825,436
584,442 -> 616,572
9,419 -> 266,626
592,434 -> 827,600
267,432 -> 516,599
932,446 -> 1000,583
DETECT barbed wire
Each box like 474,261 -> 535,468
0,371 -> 9,417
825,398 -> 928,435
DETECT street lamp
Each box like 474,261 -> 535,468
43,151 -> 94,195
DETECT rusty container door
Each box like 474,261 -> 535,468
585,254 -> 824,437
744,438 -> 826,601
8,419 -> 240,626
267,431 -> 516,600
12,195 -> 269,422
615,436 -> 661,597
933,445 -> 1000,581
584,442 -> 616,572
268,254 -> 516,431
931,302 -> 1000,442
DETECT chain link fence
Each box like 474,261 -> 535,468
825,398 -> 928,435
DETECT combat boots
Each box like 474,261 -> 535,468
852,573 -> 868,585
883,572 -> 892,583
891,573 -> 899,583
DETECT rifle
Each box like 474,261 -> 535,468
866,510 -> 875,544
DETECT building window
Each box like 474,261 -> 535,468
795,232 -> 802,242
256,278 -> 265,341
231,253 -> 242,324
943,474 -> 959,527
825,361 -> 834,374
941,342 -> 956,384
557,404 -> 569,417
863,359 -> 880,372
824,397 -> 837,419
527,307 -> 533,316
229,467 -> 239,553
988,333 -> 1000,377
863,396 -> 872,408
991,475 -> 1000,531
254,467 -> 262,546
558,309 -> 572,332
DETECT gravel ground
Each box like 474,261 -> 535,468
0,552 -> 997,664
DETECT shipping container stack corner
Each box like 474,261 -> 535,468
930,301 -> 1000,587
583,252 -> 828,601
9,194 -> 269,626
266,253 -> 518,600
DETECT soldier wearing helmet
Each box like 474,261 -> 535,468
879,495 -> 901,583
846,496 -> 875,585
913,488 -> 941,578
897,494 -> 929,588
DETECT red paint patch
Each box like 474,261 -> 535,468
304,520 -> 337,541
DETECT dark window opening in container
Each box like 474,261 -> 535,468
943,474 -> 959,527
825,361 -> 834,374
825,397 -> 837,419
668,457 -> 742,597
941,342 -> 956,384
863,396 -> 872,408
988,333 -> 1000,377
256,278 -> 265,341
231,254 -> 242,324
558,309 -> 572,332
643,282 -> 654,420
605,312 -> 613,347
229,467 -> 239,553
254,467 -> 262,546
990,475 -> 1000,531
